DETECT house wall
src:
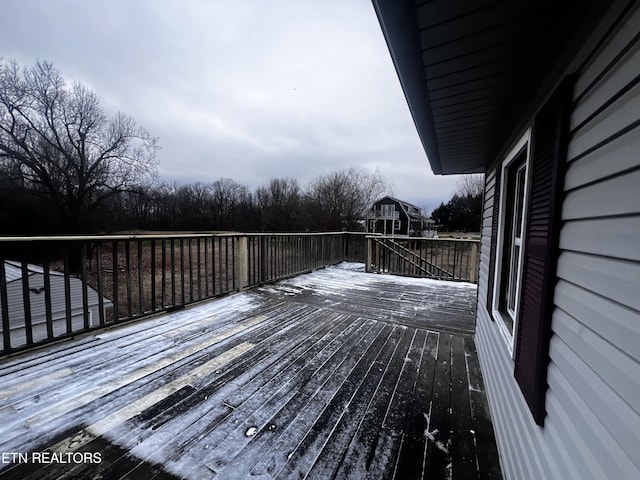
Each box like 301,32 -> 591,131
476,3 -> 640,479
1,274 -> 112,347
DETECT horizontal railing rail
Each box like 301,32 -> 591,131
0,232 -> 368,356
366,235 -> 480,283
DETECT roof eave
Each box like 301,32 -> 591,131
372,0 -> 443,175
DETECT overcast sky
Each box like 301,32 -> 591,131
2,0 -> 465,212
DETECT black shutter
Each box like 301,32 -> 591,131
486,169 -> 501,317
514,75 -> 575,426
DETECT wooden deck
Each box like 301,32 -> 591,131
0,263 -> 501,479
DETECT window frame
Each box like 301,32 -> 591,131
380,204 -> 394,217
491,129 -> 532,356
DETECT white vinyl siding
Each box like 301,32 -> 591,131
475,2 -> 640,479
0,270 -> 113,348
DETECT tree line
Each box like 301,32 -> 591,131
78,170 -> 385,233
0,59 -> 389,234
431,174 -> 483,232
0,156 -> 388,234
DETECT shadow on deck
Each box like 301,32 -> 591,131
0,263 -> 501,479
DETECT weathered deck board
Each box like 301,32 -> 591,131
391,330 -> 439,480
263,264 -> 476,335
0,263 -> 500,479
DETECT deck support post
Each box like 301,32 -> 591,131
238,236 -> 248,290
470,242 -> 479,284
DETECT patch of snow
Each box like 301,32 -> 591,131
445,462 -> 453,480
424,428 -> 438,442
424,427 -> 449,454
245,426 -> 258,437
436,440 -> 449,454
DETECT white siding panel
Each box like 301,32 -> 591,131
553,307 -> 640,426
544,370 -> 610,480
553,310 -> 640,418
476,306 -> 564,480
554,279 -> 640,361
476,314 -> 538,479
563,168 -> 640,219
548,338 -> 639,477
573,3 -> 640,100
556,251 -> 640,312
571,39 -> 640,130
559,216 -> 640,261
568,81 -> 640,160
543,400 -> 606,480
544,392 -> 608,480
565,124 -> 640,190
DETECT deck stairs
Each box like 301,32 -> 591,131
373,237 -> 455,279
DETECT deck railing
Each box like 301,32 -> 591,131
0,232 -> 481,356
366,235 -> 480,283
0,232 -> 368,355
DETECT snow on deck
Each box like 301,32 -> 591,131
0,263 -> 501,479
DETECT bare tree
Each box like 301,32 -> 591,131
456,173 -> 484,198
0,59 -> 158,232
211,178 -> 251,231
306,167 -> 387,230
256,177 -> 301,231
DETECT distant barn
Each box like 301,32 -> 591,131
0,261 -> 113,347
365,196 -> 435,237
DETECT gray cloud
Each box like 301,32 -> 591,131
1,0 -> 463,210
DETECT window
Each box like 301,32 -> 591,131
492,130 -> 531,353
486,77 -> 573,425
380,204 -> 394,217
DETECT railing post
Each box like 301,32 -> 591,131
343,233 -> 349,261
366,237 -> 372,273
238,236 -> 249,290
0,260 -> 11,353
470,241 -> 479,283
260,236 -> 268,284
20,262 -> 33,345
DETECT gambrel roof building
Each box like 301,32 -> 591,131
365,196 -> 435,236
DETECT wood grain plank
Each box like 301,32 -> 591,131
450,335 -> 477,478
423,332 -> 452,478
392,330 -> 439,479
160,316 -> 373,476
214,323 -> 394,479
332,327 -> 415,479
202,319 -> 384,476
124,311 -> 352,469
464,336 -> 503,480
360,329 -> 428,479
293,325 -> 403,480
